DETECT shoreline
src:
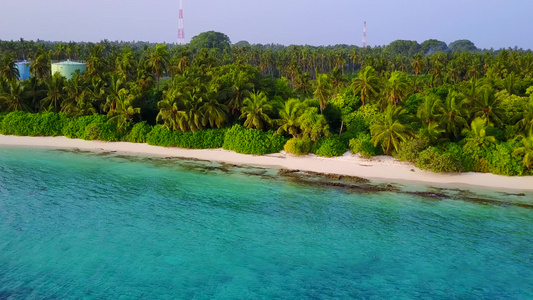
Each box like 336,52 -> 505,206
1,134 -> 532,192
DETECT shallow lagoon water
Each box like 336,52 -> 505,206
0,147 -> 532,299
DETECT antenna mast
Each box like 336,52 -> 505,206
178,0 -> 185,44
362,21 -> 367,48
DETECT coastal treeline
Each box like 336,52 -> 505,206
1,32 -> 533,175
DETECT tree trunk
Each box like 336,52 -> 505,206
338,121 -> 344,139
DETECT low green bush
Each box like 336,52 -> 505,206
312,137 -> 347,157
126,122 -> 153,143
284,137 -> 312,155
415,146 -> 463,173
147,125 -> 226,149
63,114 -> 124,141
62,115 -> 96,139
349,133 -> 376,158
84,123 -> 101,140
486,142 -> 525,176
1,111 -> 68,136
1,111 -> 34,136
395,137 -> 429,162
222,124 -> 287,155
462,144 -> 490,173
146,125 -> 178,147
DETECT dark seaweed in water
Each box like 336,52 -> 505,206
51,149 -> 533,209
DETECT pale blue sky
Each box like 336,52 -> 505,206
1,0 -> 531,49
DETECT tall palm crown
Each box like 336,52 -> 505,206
462,117 -> 497,150
435,90 -> 468,141
276,99 -> 304,138
313,73 -> 332,114
370,105 -> 413,155
512,133 -> 533,170
351,66 -> 380,107
0,80 -> 27,112
240,91 -> 275,130
0,56 -> 20,81
384,71 -> 410,106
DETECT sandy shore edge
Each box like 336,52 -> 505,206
1,134 -> 532,192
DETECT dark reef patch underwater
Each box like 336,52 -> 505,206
0,147 -> 532,299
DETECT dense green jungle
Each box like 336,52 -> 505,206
1,32 -> 533,175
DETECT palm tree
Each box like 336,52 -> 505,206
410,53 -> 424,75
313,73 -> 332,114
512,133 -> 533,170
116,48 -> 134,80
472,86 -> 505,126
182,91 -> 204,133
349,48 -> 359,73
87,77 -> 106,114
200,83 -> 227,129
85,44 -> 106,79
419,122 -> 445,145
330,67 -> 347,96
0,55 -> 20,81
104,73 -> 126,113
147,45 -> 169,87
29,49 -> 51,82
21,77 -> 46,112
462,118 -> 497,150
42,73 -> 65,112
157,89 -> 189,132
108,89 -> 141,132
417,94 -> 440,124
351,66 -> 380,107
61,72 -> 89,116
0,80 -> 28,112
293,71 -> 313,98
240,91 -> 275,130
223,70 -> 254,116
276,99 -> 304,137
435,90 -> 468,141
516,97 -> 533,134
384,71 -> 410,106
200,96 -> 227,129
370,105 -> 413,154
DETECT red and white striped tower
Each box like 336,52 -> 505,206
178,0 -> 185,44
362,21 -> 367,48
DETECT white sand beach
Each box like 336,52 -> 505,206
1,134 -> 532,191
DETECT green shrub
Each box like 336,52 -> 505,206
486,142 -> 525,176
223,124 -> 287,155
126,122 -> 153,143
415,146 -> 463,173
1,111 -> 35,136
442,142 -> 473,172
84,123 -> 101,140
284,137 -> 311,155
63,115 -> 99,139
462,144 -> 490,173
395,137 -> 429,162
312,137 -> 347,157
97,121 -> 124,142
147,125 -> 226,149
146,125 -> 179,147
0,112 -> 68,136
33,113 -> 68,136
349,133 -> 376,158
63,114 -> 124,141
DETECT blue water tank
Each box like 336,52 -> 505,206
15,61 -> 31,80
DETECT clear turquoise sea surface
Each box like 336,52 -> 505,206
0,147 -> 532,299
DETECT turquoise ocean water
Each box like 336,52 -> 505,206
0,147 -> 532,299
